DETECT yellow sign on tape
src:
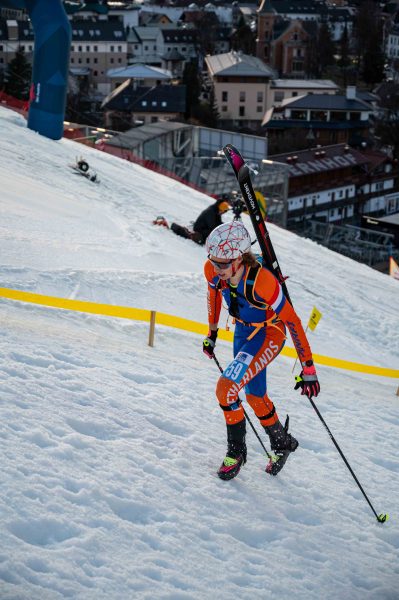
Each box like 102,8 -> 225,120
308,306 -> 322,331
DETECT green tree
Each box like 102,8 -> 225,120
374,83 -> 399,159
195,11 -> 220,55
317,22 -> 336,74
362,25 -> 385,86
4,46 -> 32,100
182,60 -> 201,120
353,0 -> 383,83
231,16 -> 256,55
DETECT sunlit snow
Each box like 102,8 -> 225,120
0,107 -> 398,600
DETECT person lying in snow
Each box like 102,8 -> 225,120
153,198 -> 230,245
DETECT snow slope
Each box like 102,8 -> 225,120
0,107 -> 398,600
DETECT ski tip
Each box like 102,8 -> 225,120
377,513 -> 389,523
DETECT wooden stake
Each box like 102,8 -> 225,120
148,310 -> 156,347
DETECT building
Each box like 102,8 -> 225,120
101,81 -> 186,129
268,143 -> 398,230
263,86 -> 374,146
106,63 -> 172,92
205,50 -> 276,131
256,0 -> 316,78
269,79 -> 339,107
69,20 -> 127,97
256,0 -> 354,76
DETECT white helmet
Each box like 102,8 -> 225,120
206,221 -> 252,259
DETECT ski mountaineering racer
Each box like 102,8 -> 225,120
203,221 -> 320,479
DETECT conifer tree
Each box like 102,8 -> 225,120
4,46 -> 32,100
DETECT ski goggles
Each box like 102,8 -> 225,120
208,256 -> 235,270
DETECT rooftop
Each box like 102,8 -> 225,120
205,50 -> 276,78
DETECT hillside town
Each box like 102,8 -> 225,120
1,0 -> 399,270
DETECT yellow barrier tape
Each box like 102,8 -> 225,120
0,287 -> 398,379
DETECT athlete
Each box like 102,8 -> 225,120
154,198 -> 230,245
202,221 -> 320,479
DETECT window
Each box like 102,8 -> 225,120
292,61 -> 304,72
239,106 -> 245,117
118,45 -> 122,52
257,105 -> 263,112
86,45 -> 90,51
274,91 -> 284,102
94,45 -> 98,52
222,91 -> 228,102
111,45 -> 114,52
222,106 -> 227,112
78,45 -> 82,52
291,110 -> 307,120
257,91 -> 263,103
239,91 -> 246,102
86,58 -> 90,64
94,58 -> 98,64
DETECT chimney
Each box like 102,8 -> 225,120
346,86 -> 356,101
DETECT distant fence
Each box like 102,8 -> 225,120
0,287 -> 398,379
0,91 -> 29,116
304,221 -> 397,267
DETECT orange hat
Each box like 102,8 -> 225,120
218,201 -> 230,214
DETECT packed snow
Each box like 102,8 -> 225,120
0,106 -> 398,600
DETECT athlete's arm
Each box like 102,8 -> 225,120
204,260 -> 222,329
255,268 -> 313,364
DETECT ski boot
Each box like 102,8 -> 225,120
264,416 -> 298,476
153,216 -> 169,227
217,420 -> 247,481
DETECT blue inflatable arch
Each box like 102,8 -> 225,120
1,0 -> 71,140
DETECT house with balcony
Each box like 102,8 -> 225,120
263,86 -> 374,146
268,143 -> 398,230
269,79 -> 339,108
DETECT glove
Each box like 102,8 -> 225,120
294,361 -> 320,399
203,329 -> 218,358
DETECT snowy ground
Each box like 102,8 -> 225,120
0,107 -> 398,600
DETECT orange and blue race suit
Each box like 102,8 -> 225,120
204,259 -> 313,427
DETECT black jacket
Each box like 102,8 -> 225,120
192,202 -> 222,244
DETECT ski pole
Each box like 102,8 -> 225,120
305,394 -> 388,523
212,353 -> 272,460
222,143 -> 388,522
